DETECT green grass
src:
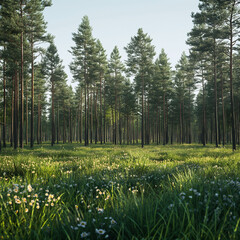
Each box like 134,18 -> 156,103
0,143 -> 240,239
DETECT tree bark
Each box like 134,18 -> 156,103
141,75 -> 144,148
3,60 -> 6,148
51,76 -> 55,146
229,2 -> 236,150
20,2 -> 24,149
14,70 -> 19,149
30,41 -> 34,148
202,66 -> 206,146
213,39 -> 218,148
11,79 -> 14,147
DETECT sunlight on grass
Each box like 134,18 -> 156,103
0,144 -> 240,239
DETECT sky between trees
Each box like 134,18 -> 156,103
43,0 -> 199,84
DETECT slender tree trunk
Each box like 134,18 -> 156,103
95,88 -> 98,144
3,60 -> 6,148
127,115 -> 129,145
20,3 -> 24,148
51,77 -> 55,146
70,108 -> 72,143
80,88 -> 82,143
100,74 -> 103,144
14,70 -> 19,149
86,84 -> 89,146
166,103 -> 169,144
210,115 -> 213,144
119,98 -> 122,145
0,120 -> 1,151
63,105 -> 66,144
182,99 -> 185,144
114,73 -> 117,145
57,102 -> 59,144
213,40 -> 218,148
26,75 -> 28,145
141,76 -> 144,148
163,92 -> 166,145
132,116 -> 135,144
202,68 -> 206,146
40,102 -> 42,144
221,73 -> 225,147
188,88 -> 191,144
136,113 -> 139,144
111,106 -> 114,143
11,79 -> 14,147
90,92 -> 93,144
147,98 -> 150,144
77,103 -> 79,143
30,41 -> 34,148
229,3 -> 236,150
84,85 -> 87,146
37,95 -> 41,144
103,79 -> 106,144
156,108 -> 159,145
158,107 -> 161,144
180,102 -> 182,144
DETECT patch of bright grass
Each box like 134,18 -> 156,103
0,143 -> 240,239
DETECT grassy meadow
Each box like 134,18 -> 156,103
0,143 -> 240,239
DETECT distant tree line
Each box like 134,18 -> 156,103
0,0 -> 240,150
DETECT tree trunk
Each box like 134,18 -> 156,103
127,115 -> 129,145
11,79 -> 14,147
14,70 -> 19,149
229,3 -> 236,150
40,101 -> 42,144
57,102 -> 59,144
90,92 -> 93,144
95,88 -> 98,144
132,116 -> 135,144
188,88 -> 191,144
70,108 -> 72,143
3,60 -> 6,148
202,67 -> 206,146
114,81 -> 117,145
141,75 -> 144,148
51,77 -> 55,146
63,105 -> 66,144
103,78 -> 106,144
182,99 -> 185,144
80,88 -> 82,143
119,98 -> 122,145
99,74 -> 103,144
163,92 -> 166,145
147,98 -> 150,144
37,95 -> 41,144
25,74 -> 28,145
111,106 -> 114,143
213,40 -> 218,148
30,41 -> 34,148
179,102 -> 182,144
20,2 -> 24,149
166,103 -> 169,144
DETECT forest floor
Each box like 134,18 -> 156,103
0,143 -> 240,239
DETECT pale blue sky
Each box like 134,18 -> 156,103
43,0 -> 199,85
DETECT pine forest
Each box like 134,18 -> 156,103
1,1 -> 240,239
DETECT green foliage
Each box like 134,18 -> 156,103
70,15 -> 95,86
125,28 -> 155,92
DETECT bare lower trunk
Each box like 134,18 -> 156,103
30,42 -> 34,148
14,70 -> 19,149
3,60 -> 6,148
